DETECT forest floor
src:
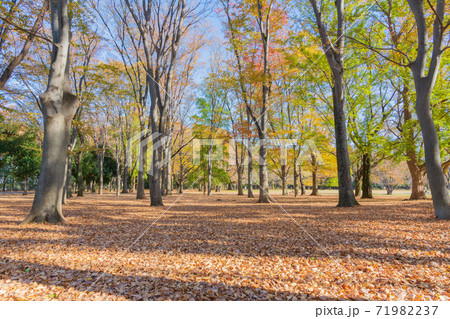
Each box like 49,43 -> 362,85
0,191 -> 449,301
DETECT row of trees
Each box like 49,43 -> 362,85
0,0 -> 449,222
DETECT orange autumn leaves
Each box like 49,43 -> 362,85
1,192 -> 449,301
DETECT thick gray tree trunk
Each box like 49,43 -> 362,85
22,0 -> 79,224
401,88 -> 427,200
407,0 -> 449,219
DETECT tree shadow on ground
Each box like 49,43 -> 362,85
0,256 -> 349,300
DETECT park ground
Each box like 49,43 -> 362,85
0,190 -> 449,301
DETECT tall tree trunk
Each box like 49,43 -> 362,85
247,139 -> 254,199
333,82 -> 357,206
258,138 -> 270,203
22,0 -> 79,224
402,85 -> 427,200
407,0 -> 449,219
122,146 -> 129,194
23,176 -> 28,195
281,164 -> 287,195
178,156 -> 184,194
116,143 -> 120,196
149,146 -> 163,206
293,163 -> 298,197
256,0 -> 271,204
76,151 -> 83,197
62,157 -> 68,204
166,145 -> 172,195
122,163 -> 129,194
415,92 -> 449,217
361,152 -> 373,199
309,0 -> 358,207
299,166 -> 305,195
98,147 -> 104,195
310,153 -> 319,196
65,154 -> 72,198
207,139 -> 212,196
136,142 -> 146,199
161,165 -> 166,196
311,170 -> 319,196
354,161 -> 362,197
237,164 -> 244,195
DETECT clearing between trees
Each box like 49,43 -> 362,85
0,192 -> 449,301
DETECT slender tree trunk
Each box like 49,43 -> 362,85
178,157 -> 184,194
62,157 -> 68,204
299,166 -> 305,195
149,146 -> 163,206
333,83 -> 358,206
116,143 -> 120,196
98,148 -> 104,195
207,139 -> 212,196
23,176 -> 28,195
247,139 -> 254,198
311,170 -> 319,196
354,161 -> 362,197
76,151 -> 83,197
122,158 -> 129,194
166,147 -> 172,195
281,164 -> 287,195
310,153 -> 319,196
361,153 -> 373,199
66,154 -> 72,198
161,165 -> 166,196
237,165 -> 244,195
293,161 -> 298,197
309,0 -> 357,207
22,0 -> 79,224
136,142 -> 146,199
258,138 -> 270,203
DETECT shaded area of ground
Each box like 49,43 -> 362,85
0,191 -> 449,300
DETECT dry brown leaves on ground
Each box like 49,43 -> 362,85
0,191 -> 449,301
